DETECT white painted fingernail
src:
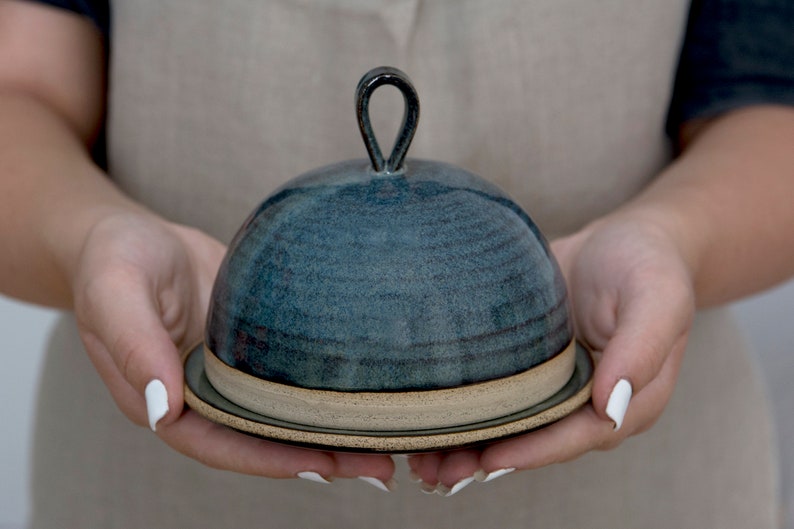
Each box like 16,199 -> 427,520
606,379 -> 633,431
297,471 -> 332,484
408,470 -> 424,484
474,467 -> 516,482
144,379 -> 169,432
434,483 -> 451,496
358,476 -> 396,492
444,476 -> 475,497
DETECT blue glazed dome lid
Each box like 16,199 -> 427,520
205,67 -> 573,392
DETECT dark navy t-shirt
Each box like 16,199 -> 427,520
27,0 -> 110,38
667,0 -> 794,136
21,0 -> 794,140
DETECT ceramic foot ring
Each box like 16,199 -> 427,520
184,66 -> 594,452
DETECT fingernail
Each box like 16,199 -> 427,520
144,379 -> 169,432
408,470 -> 424,484
297,471 -> 332,484
435,483 -> 451,496
419,481 -> 437,495
606,378 -> 633,431
358,476 -> 397,492
444,476 -> 475,497
474,467 -> 516,483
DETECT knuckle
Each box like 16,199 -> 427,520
595,432 -> 625,452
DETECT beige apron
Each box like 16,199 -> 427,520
31,1 -> 779,527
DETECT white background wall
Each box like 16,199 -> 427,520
1,282 -> 793,529
0,296 -> 59,529
733,280 -> 794,529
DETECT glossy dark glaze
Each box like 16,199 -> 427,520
204,67 -> 573,391
206,158 -> 572,390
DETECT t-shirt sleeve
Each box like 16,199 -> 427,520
20,0 -> 111,168
666,0 -> 794,138
21,0 -> 109,36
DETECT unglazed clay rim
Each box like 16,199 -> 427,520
182,342 -> 594,453
204,341 -> 576,431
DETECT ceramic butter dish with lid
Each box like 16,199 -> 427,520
183,66 -> 593,452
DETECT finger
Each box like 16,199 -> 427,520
331,453 -> 397,491
435,449 -> 480,486
158,411 -> 396,484
624,332 -> 688,436
158,410 -> 336,478
591,275 -> 693,428
79,329 -> 149,427
78,265 -> 185,430
407,452 -> 443,487
481,405 -> 610,473
408,449 -> 482,496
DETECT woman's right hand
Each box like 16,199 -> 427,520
2,2 -> 395,490
71,210 -> 396,488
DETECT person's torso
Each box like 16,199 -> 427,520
107,0 -> 690,242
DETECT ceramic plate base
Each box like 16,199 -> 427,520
182,343 -> 594,453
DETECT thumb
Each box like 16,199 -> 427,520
590,276 -> 694,430
77,267 -> 186,431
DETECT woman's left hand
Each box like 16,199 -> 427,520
408,213 -> 696,496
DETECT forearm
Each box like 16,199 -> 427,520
0,91 -> 142,307
615,105 -> 794,307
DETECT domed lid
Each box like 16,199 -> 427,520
205,67 -> 573,392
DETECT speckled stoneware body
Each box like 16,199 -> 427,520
205,159 -> 573,391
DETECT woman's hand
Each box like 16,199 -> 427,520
71,211 -> 396,488
0,2 -> 396,487
408,213 -> 696,495
407,106 -> 794,496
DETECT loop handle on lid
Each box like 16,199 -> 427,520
356,66 -> 420,174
